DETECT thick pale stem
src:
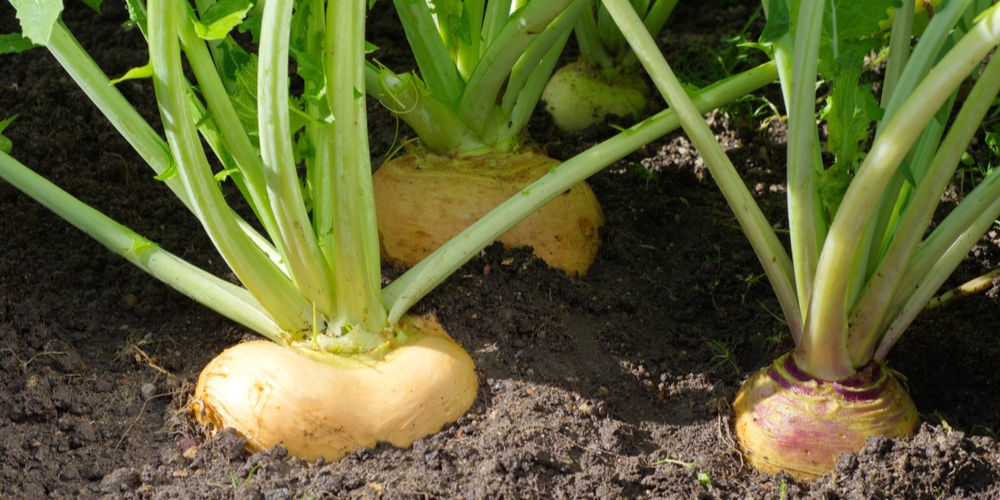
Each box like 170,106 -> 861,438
575,3 -> 614,69
457,0 -> 579,133
802,2 -> 1000,379
257,0 -> 337,318
45,24 -> 184,202
497,0 -> 584,147
326,0 -> 388,336
859,0 -> 974,301
876,171 -> 1000,359
0,152 -> 280,339
879,0 -> 914,108
849,49 -> 1000,364
364,66 -> 487,154
785,0 -> 825,331
391,0 -> 465,107
148,0 -> 313,333
175,19 -> 283,265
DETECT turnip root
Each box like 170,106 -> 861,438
191,315 -> 478,462
541,60 -> 648,132
733,352 -> 919,480
373,149 -> 605,276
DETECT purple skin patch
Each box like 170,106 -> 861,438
766,353 -> 886,402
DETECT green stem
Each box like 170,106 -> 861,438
784,0 -> 825,332
364,65 -> 487,154
849,50 -> 1000,363
641,0 -> 678,39
384,60 -> 779,322
879,0 -> 914,109
758,3 -> 810,346
453,0 -> 485,80
457,0 -> 579,135
620,0 -> 679,71
575,2 -> 614,69
598,0 -> 801,337
0,151 -> 281,340
45,23 -> 183,201
305,0 -> 334,275
46,21 -> 283,273
257,0 -> 337,318
861,0 -> 972,292
325,0 -> 387,337
391,0 -> 465,107
498,1 -> 583,146
176,17 -> 281,263
801,1 -> 1000,378
482,0 -> 514,51
148,0 -> 311,335
878,0 -> 973,131
875,170 -> 1000,359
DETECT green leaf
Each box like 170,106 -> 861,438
986,125 -> 1000,157
290,47 -> 325,89
818,61 -> 882,216
429,0 -> 472,47
759,0 -> 790,45
230,54 -> 260,145
239,6 -> 263,44
0,115 -> 17,154
123,0 -> 148,36
811,0 -> 897,216
214,167 -> 240,183
0,33 -> 38,54
822,64 -> 881,163
80,0 -> 103,13
191,0 -> 253,41
817,0 -> 897,79
109,62 -> 153,85
153,162 -> 178,182
10,0 -> 63,46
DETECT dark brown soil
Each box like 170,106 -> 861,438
1,1 -> 999,498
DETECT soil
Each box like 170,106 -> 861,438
1,1 -> 999,499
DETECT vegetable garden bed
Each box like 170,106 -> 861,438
1,0 -> 998,497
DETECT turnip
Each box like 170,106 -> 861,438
367,0 -> 607,276
542,59 -> 648,132
192,315 -> 477,461
366,1 -> 775,277
373,149 -> 604,276
542,0 -> 678,131
1,0 -> 775,462
603,0 -> 1000,479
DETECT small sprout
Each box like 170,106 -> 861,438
210,463 -> 260,489
651,457 -> 712,491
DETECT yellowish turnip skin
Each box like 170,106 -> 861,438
541,60 -> 648,132
191,315 -> 478,462
373,149 -> 605,276
733,353 -> 919,480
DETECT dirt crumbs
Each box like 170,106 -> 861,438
1,0 -> 999,499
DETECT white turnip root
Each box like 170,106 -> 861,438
541,60 -> 648,132
733,352 -> 919,480
191,315 -> 478,462
373,148 -> 605,276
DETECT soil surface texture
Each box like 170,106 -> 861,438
1,1 -> 999,498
